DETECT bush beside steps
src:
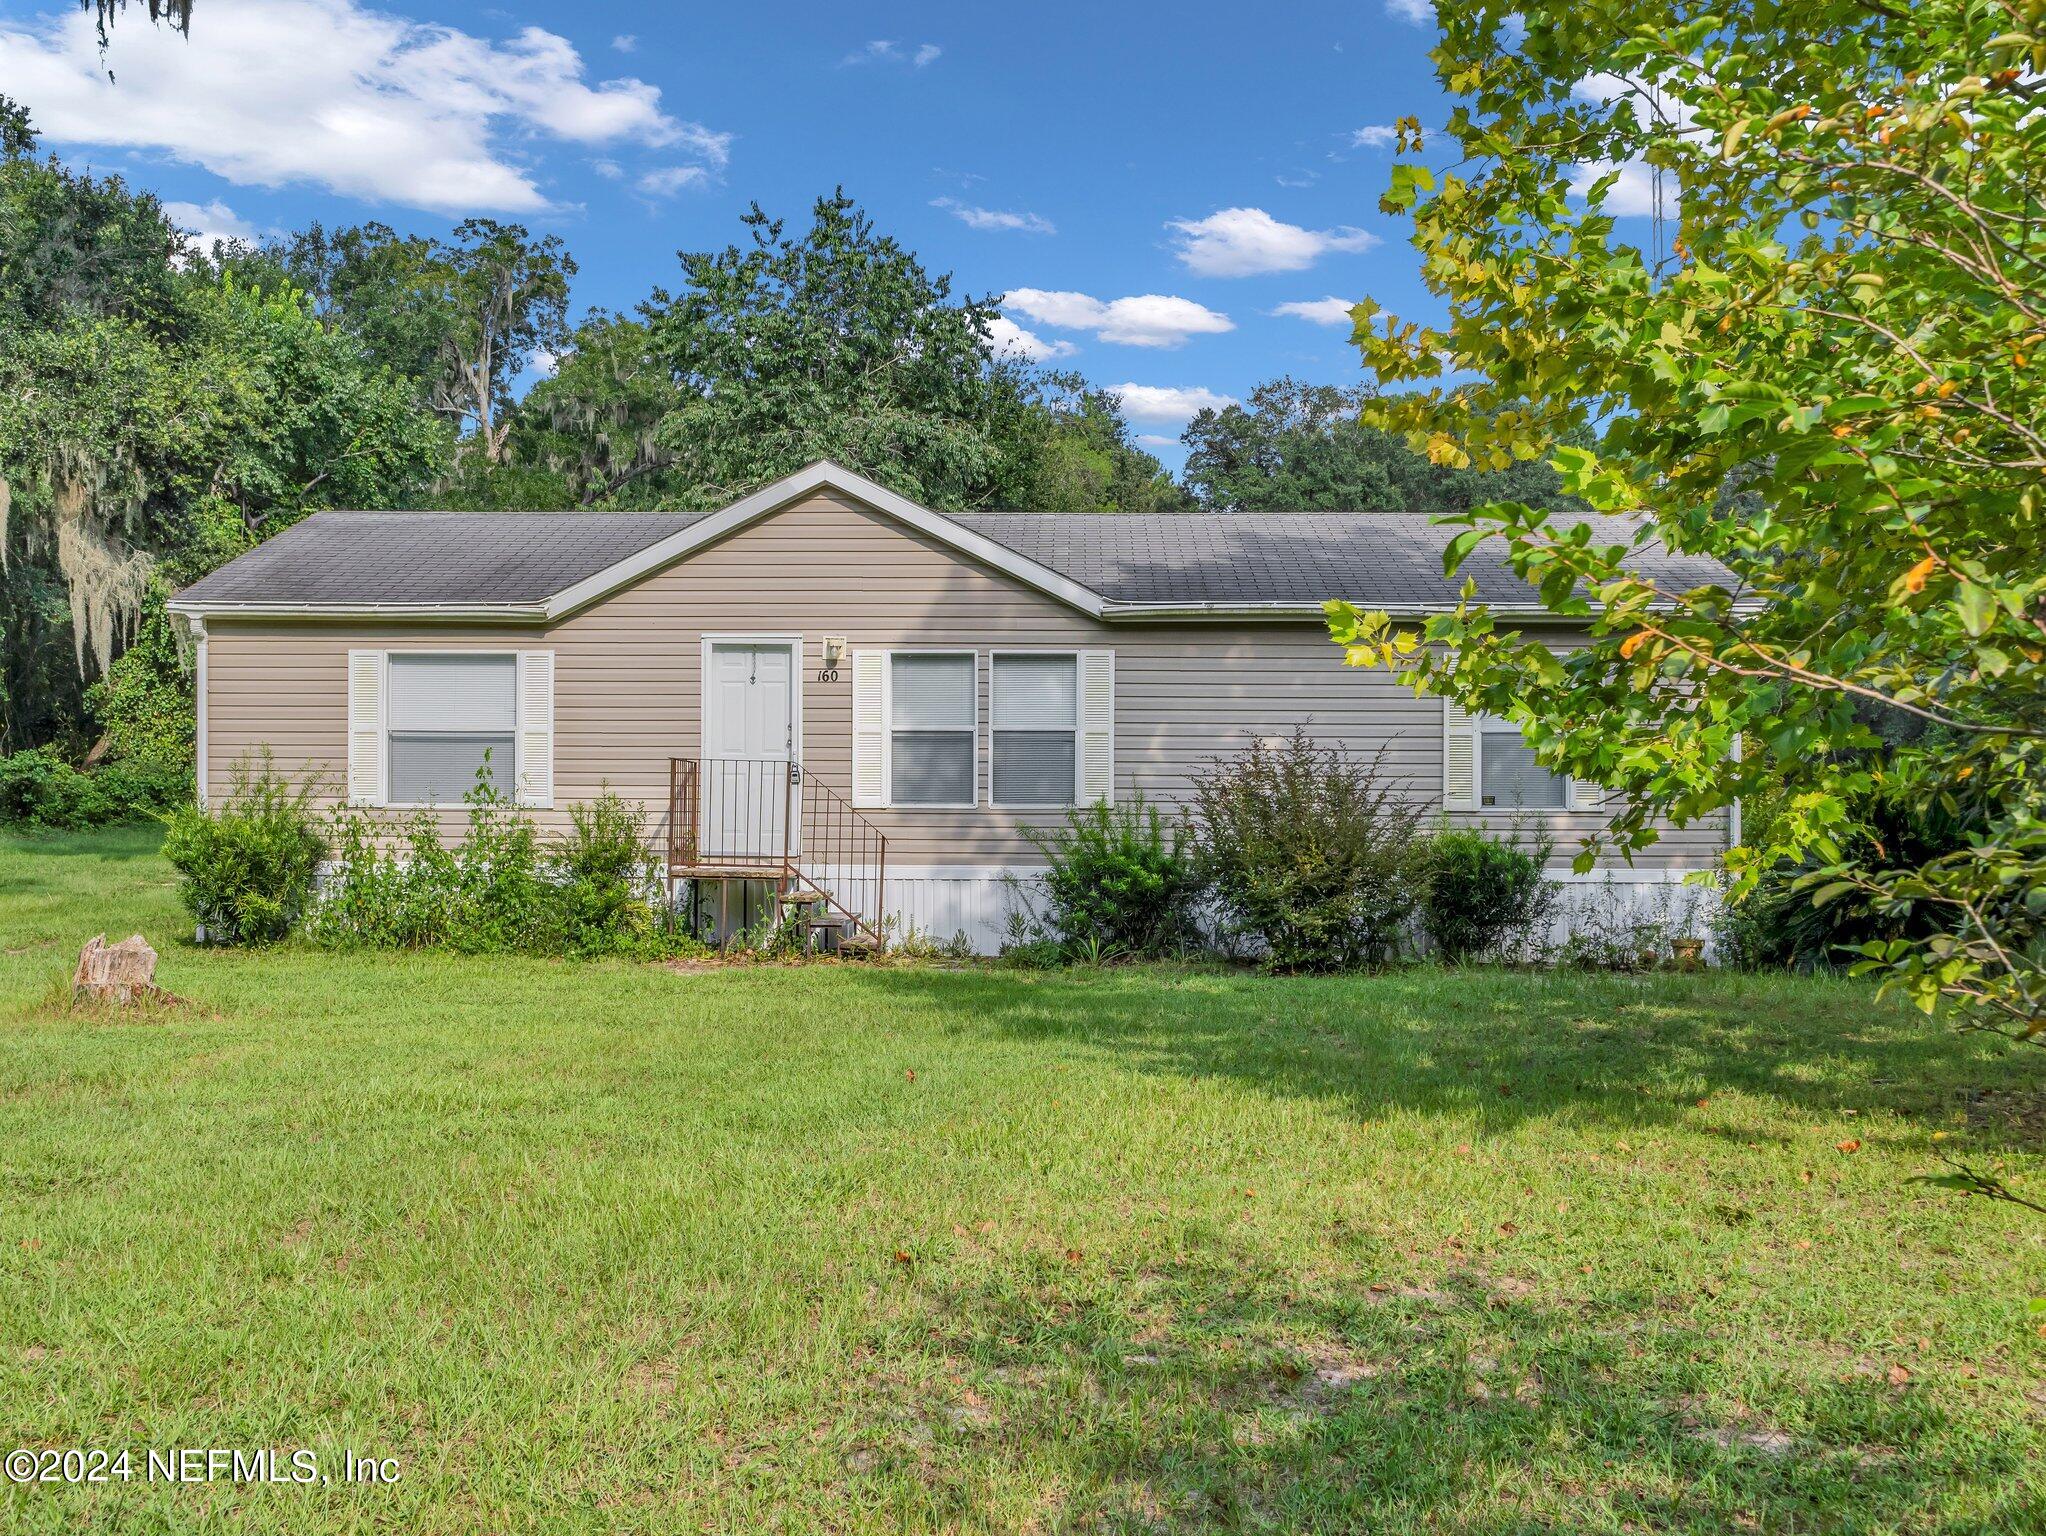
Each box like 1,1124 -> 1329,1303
163,750 -> 699,959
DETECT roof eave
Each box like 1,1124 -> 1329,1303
1099,601 -> 1586,624
165,599 -> 551,623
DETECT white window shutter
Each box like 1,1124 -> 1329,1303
347,650 -> 386,806
1569,774 -> 1604,813
1442,696 -> 1478,812
851,650 -> 888,808
515,651 -> 555,808
1077,649 -> 1114,805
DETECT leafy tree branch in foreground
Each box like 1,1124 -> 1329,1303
1327,1 -> 2044,1038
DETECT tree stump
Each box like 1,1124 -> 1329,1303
72,933 -> 166,1005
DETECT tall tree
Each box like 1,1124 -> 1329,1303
260,222 -> 453,395
640,191 -> 1040,511
1328,2 -> 2045,1042
1184,380 -> 1402,512
262,219 -> 573,465
1183,376 -> 1577,514
1,108 -> 444,752
429,220 -> 574,465
1019,377 -> 1188,514
509,314 -> 683,508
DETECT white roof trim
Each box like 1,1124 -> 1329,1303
165,599 -> 549,623
541,461 -> 1110,620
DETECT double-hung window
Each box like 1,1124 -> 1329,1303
387,653 -> 517,804
991,652 -> 1078,808
889,652 -> 976,807
1477,717 -> 1569,809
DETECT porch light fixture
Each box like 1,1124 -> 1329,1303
821,635 -> 847,670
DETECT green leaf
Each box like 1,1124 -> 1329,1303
1955,581 -> 1996,637
1443,528 -> 1490,576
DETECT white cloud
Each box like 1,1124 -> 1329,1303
610,34 -> 636,53
1274,171 -> 1318,188
1005,289 -> 1234,349
1111,384 -> 1238,424
1565,72 -> 1698,218
842,39 -> 941,68
1271,296 -> 1359,327
1136,433 -> 1179,447
529,348 -> 560,379
592,158 -> 625,180
636,165 -> 709,197
162,198 -> 256,256
0,0 -> 727,215
1387,0 -> 1435,24
1167,207 -> 1379,277
931,198 -> 1054,235
1572,71 -> 1700,135
1351,124 -> 1398,149
1567,159 -> 1666,216
984,316 -> 1077,362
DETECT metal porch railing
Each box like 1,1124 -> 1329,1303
666,756 -> 888,948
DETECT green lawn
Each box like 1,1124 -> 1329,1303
1,829 -> 2042,1533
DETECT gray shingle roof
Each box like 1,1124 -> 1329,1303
174,510 -> 709,606
956,512 -> 1735,607
174,505 -> 1735,611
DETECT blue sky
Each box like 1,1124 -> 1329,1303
0,0 -> 1473,469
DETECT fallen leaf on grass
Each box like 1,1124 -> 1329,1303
1837,1138 -> 1863,1154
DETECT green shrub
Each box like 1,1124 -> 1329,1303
1717,776 -> 1999,972
557,788 -> 662,956
1022,796 -> 1202,960
312,768 -> 683,959
1190,731 -> 1430,972
161,750 -> 327,945
1422,828 -> 1558,963
0,747 -> 96,827
0,746 -> 191,829
82,591 -> 195,765
88,755 -> 192,819
311,755 -> 557,953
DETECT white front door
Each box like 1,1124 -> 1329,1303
704,641 -> 797,859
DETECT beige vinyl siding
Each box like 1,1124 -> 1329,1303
201,488 -> 1729,871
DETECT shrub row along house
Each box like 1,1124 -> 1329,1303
167,461 -> 1736,951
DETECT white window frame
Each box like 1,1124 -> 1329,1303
886,649 -> 979,810
1475,713 -> 1578,813
384,650 -> 520,809
988,649 -> 1082,811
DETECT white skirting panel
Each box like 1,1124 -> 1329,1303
805,864 -> 1046,953
1544,870 -> 1724,958
806,863 -> 1723,958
